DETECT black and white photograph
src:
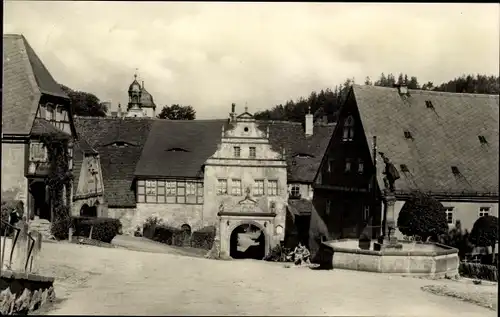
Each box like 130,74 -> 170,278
1,2 -> 499,316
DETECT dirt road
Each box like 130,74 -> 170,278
37,240 -> 495,316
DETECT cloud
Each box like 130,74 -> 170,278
4,2 -> 499,118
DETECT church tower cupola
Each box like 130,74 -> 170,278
128,73 -> 142,109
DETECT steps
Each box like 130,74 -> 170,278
28,218 -> 54,241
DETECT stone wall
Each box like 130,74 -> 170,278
136,203 -> 204,231
1,143 -> 28,216
107,208 -> 136,234
0,270 -> 55,315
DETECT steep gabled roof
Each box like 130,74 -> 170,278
74,117 -> 153,207
352,84 -> 499,195
30,118 -> 71,139
3,34 -> 70,137
139,88 -> 156,109
135,120 -> 227,178
259,121 -> 336,183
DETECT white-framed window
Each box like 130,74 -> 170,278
217,179 -> 228,195
29,142 -> 48,162
363,205 -> 370,221
166,181 -> 176,196
268,180 -> 278,196
249,146 -> 256,158
342,116 -> 354,141
290,184 -> 300,198
231,179 -> 242,196
326,200 -> 331,215
253,179 -> 264,196
345,158 -> 352,172
444,207 -> 454,224
186,181 -> 196,196
233,146 -> 241,158
45,105 -> 55,121
358,159 -> 364,174
479,207 -> 490,217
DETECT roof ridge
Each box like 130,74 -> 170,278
255,120 -> 302,125
354,83 -> 500,98
3,33 -> 23,39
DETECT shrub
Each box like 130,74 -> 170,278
51,205 -> 72,240
469,215 -> 498,261
72,216 -> 122,243
459,262 -> 498,282
152,224 -> 183,245
191,226 -> 216,250
1,200 -> 19,235
143,216 -> 163,239
397,192 -> 448,241
439,220 -> 474,260
263,244 -> 292,262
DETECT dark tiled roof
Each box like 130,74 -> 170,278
139,88 -> 156,109
30,118 -> 71,139
287,199 -> 313,216
135,120 -> 226,178
258,121 -> 336,183
3,34 -> 69,136
74,117 -> 153,207
352,84 -> 499,195
76,138 -> 98,155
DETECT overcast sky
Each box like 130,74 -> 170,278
4,2 -> 499,119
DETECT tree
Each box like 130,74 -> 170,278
157,104 -> 196,120
469,215 -> 498,264
439,220 -> 474,260
59,84 -> 107,117
397,192 -> 448,241
364,76 -> 373,86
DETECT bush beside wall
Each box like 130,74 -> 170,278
459,262 -> 498,282
72,216 -> 122,243
191,226 -> 216,250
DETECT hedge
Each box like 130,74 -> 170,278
459,262 -> 498,282
151,225 -> 185,246
72,216 -> 122,243
191,226 -> 216,250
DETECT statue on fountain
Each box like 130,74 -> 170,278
379,152 -> 400,193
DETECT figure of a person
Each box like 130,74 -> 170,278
380,153 -> 400,192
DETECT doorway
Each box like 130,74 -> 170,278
29,181 -> 51,221
229,223 -> 266,260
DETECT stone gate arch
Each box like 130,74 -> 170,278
227,220 -> 270,259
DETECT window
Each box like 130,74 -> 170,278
357,159 -> 364,174
342,116 -> 354,141
234,146 -> 241,157
231,179 -> 242,196
253,180 -> 264,196
138,179 -> 204,204
478,136 -> 487,144
290,184 -> 300,198
404,131 -> 413,139
45,105 -> 55,121
268,180 -> 278,196
249,147 -> 256,158
326,200 -> 331,215
425,100 -> 434,109
345,158 -> 352,172
444,207 -> 454,224
166,181 -> 176,196
67,147 -> 73,170
363,206 -> 370,221
217,179 -> 228,195
451,166 -> 460,175
327,159 -> 334,173
400,164 -> 409,172
479,207 -> 490,217
29,142 -> 48,162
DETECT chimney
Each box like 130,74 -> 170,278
230,103 -> 236,122
305,106 -> 313,137
117,103 -> 122,118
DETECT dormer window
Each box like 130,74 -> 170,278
400,164 -> 409,172
295,153 -> 314,159
451,166 -> 460,175
113,141 -> 128,148
167,148 -> 189,152
425,100 -> 434,109
342,116 -> 354,142
478,136 -> 487,144
404,131 -> 413,139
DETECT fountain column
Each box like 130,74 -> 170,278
381,191 -> 402,249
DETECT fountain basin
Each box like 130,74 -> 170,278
324,239 -> 459,279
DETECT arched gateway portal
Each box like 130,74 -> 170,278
229,223 -> 266,260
